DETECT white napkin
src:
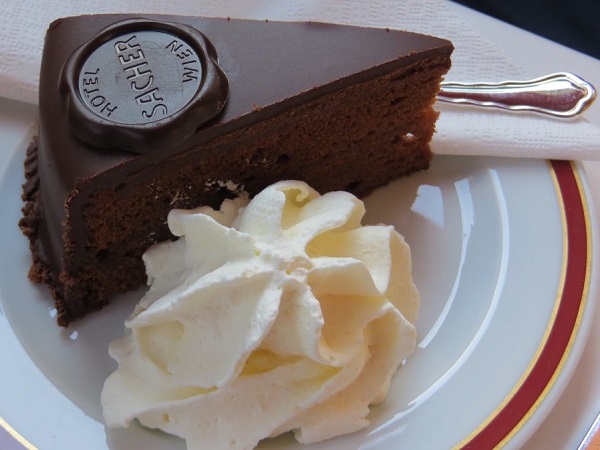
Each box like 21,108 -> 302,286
1,0 -> 599,160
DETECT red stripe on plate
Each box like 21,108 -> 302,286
461,160 -> 589,449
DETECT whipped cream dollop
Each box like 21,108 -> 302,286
102,180 -> 419,450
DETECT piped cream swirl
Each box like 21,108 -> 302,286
102,180 -> 419,450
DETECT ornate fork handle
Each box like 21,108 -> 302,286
438,72 -> 597,118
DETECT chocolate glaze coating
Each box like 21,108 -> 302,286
25,14 -> 453,324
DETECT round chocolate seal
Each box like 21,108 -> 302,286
60,19 -> 229,153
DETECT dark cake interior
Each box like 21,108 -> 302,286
20,14 -> 453,326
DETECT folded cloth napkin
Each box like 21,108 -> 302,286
1,0 -> 599,160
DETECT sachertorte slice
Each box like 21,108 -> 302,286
20,14 -> 453,326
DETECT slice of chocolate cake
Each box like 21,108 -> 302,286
20,14 -> 453,326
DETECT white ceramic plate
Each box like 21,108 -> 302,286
0,99 -> 596,450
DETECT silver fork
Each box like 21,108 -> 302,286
438,72 -> 597,118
